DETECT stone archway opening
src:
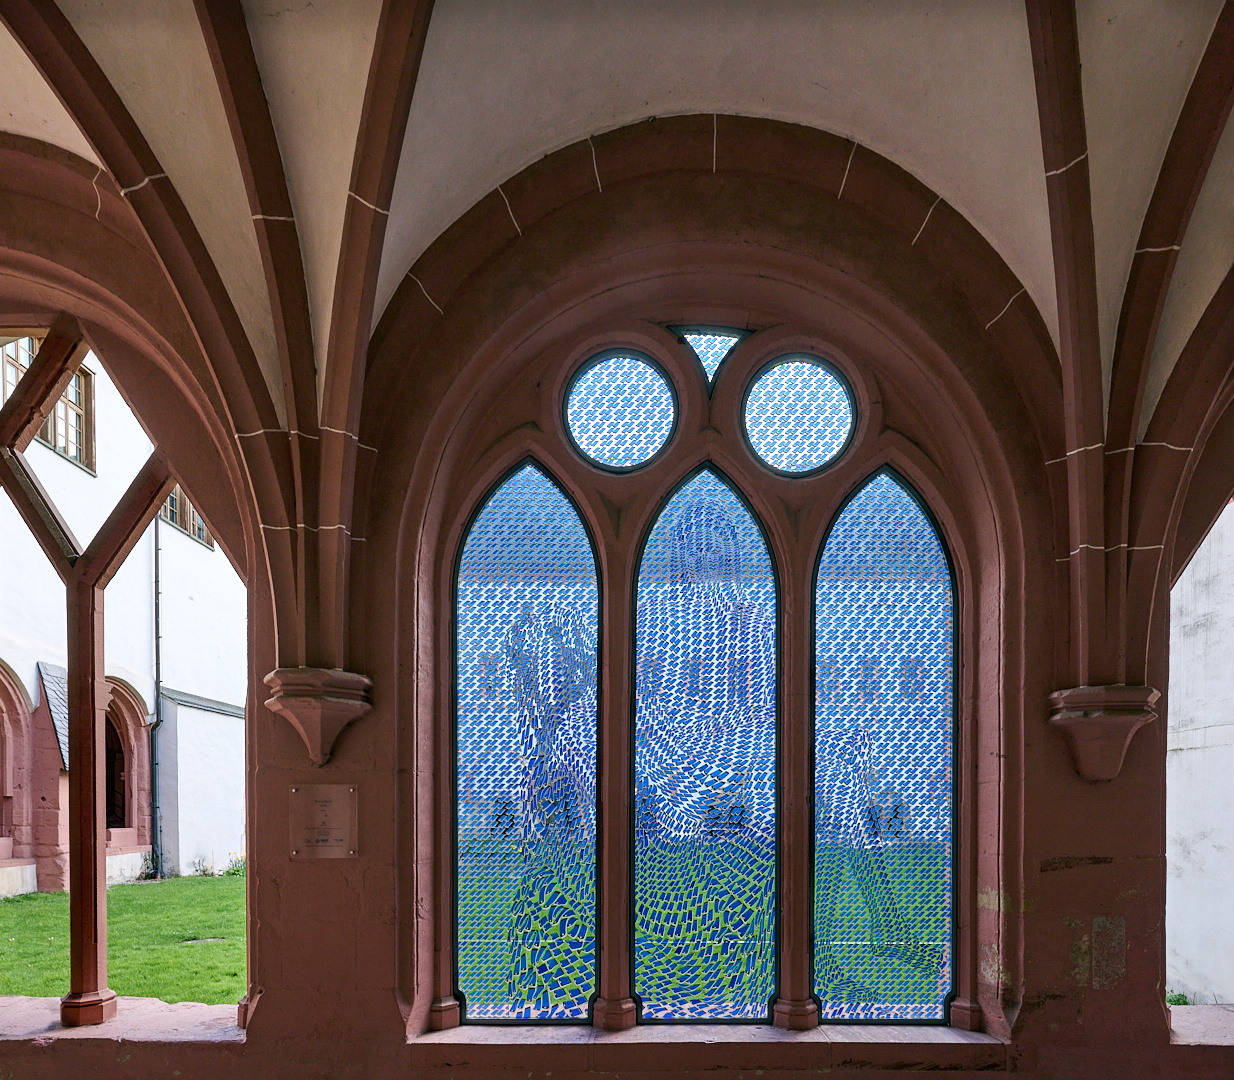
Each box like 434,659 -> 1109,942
1166,497 -> 1234,1010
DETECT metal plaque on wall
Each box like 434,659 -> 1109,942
289,784 -> 358,859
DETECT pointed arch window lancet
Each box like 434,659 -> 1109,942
634,469 -> 777,1020
814,471 -> 955,1021
455,463 -> 599,1021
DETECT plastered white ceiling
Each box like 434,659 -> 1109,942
243,0 -> 383,390
377,0 -> 1058,349
57,0 -> 283,424
1140,110 -> 1234,440
1076,0 -> 1223,404
0,21 -> 98,164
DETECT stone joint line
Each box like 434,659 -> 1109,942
838,141 -> 857,198
119,172 -> 167,196
349,190 -> 389,215
497,185 -> 521,235
408,272 -> 444,314
985,288 -> 1025,330
912,196 -> 941,245
587,135 -> 603,192
1045,151 -> 1087,177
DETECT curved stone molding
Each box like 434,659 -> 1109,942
1048,685 -> 1160,782
264,668 -> 373,766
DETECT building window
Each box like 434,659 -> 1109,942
160,485 -> 215,548
1,336 -> 96,471
450,327 -> 955,1025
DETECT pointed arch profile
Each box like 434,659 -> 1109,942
453,460 -> 600,1021
633,467 -> 778,1021
813,469 -> 955,1021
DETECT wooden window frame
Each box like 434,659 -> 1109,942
1,335 -> 96,473
160,484 -> 216,548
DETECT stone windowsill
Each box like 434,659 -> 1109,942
1170,1004 -> 1234,1045
411,1021 -> 1007,1071
2,999 -> 1227,1053
0,996 -> 244,1043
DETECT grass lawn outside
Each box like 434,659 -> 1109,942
0,875 -> 245,1005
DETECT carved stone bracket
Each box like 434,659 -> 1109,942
264,667 -> 373,766
1048,685 -> 1160,782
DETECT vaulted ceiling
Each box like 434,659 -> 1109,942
1,0 -> 1231,441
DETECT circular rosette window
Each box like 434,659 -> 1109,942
566,353 -> 676,470
743,356 -> 854,474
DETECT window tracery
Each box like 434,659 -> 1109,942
452,326 -> 955,1027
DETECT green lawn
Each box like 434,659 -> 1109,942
0,875 -> 245,1004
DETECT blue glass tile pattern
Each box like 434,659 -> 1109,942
814,473 -> 953,1020
682,332 -> 741,383
567,354 -> 675,469
744,358 -> 853,473
456,464 -> 598,1020
634,470 -> 777,1020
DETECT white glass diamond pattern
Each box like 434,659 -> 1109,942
566,355 -> 675,469
744,358 -> 853,473
682,333 -> 741,383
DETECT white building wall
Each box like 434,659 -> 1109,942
156,513 -> 248,875
1167,499 -> 1234,1005
158,701 -> 245,877
159,521 -> 248,707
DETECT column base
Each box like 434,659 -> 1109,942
949,996 -> 983,1031
236,991 -> 261,1029
592,996 -> 637,1030
60,988 -> 116,1027
429,996 -> 461,1030
773,997 -> 818,1030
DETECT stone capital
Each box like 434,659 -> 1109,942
264,667 -> 372,766
1048,685 -> 1159,782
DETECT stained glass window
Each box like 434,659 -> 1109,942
680,331 -> 742,384
814,472 -> 953,1020
455,464 -> 598,1020
634,470 -> 777,1020
744,357 -> 853,473
566,354 -> 675,469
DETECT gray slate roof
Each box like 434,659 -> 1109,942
37,662 -> 69,770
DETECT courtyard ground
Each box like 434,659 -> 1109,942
0,875 -> 245,1005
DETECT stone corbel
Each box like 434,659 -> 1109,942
264,667 -> 372,766
1047,685 -> 1159,782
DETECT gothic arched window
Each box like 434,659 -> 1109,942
455,464 -> 599,1020
451,329 -> 955,1027
814,472 -> 954,1021
634,469 -> 777,1020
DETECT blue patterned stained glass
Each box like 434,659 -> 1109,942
744,358 -> 853,473
813,473 -> 953,1021
634,470 -> 776,1020
455,464 -> 597,1020
566,354 -> 675,468
682,332 -> 741,383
